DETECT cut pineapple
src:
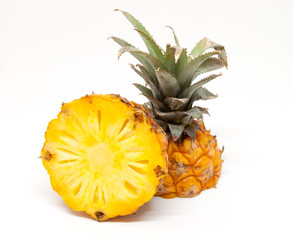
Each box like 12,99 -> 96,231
41,94 -> 167,221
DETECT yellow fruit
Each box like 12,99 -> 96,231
41,94 -> 167,221
156,122 -> 223,198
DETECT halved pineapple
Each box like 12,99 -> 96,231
41,94 -> 167,221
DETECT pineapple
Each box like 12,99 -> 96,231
111,10 -> 227,198
41,94 -> 167,220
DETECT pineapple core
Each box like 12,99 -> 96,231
87,143 -> 114,171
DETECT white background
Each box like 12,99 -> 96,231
1,0 -> 292,239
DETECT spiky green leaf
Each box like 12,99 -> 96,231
184,123 -> 196,140
130,64 -> 161,99
196,58 -> 225,76
197,106 -> 210,115
190,87 -> 217,103
155,69 -> 181,97
133,29 -> 164,61
179,73 -> 222,98
184,106 -> 203,119
110,37 -> 157,80
115,10 -> 164,60
109,36 -> 133,47
164,44 -> 176,74
133,83 -> 153,97
177,51 -> 220,89
175,48 -> 188,74
115,9 -> 152,38
168,123 -> 185,141
166,26 -> 180,46
118,46 -> 167,85
181,115 -> 192,124
154,119 -> 168,131
142,93 -> 165,110
173,46 -> 184,64
190,37 -> 228,67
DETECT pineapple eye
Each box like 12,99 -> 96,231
133,111 -> 145,123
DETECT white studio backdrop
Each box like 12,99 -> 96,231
0,0 -> 292,239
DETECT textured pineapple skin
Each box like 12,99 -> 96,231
156,122 -> 223,198
41,94 -> 167,221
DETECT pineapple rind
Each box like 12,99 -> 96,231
42,94 -> 167,221
156,122 -> 223,198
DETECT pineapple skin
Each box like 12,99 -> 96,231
156,122 -> 223,198
41,94 -> 168,221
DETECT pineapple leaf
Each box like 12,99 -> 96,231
194,121 -> 203,132
184,106 -> 203,119
168,123 -> 185,141
184,123 -> 196,140
197,106 -> 210,116
190,87 -> 217,102
134,29 -> 164,61
133,83 -> 153,97
166,26 -> 180,46
173,46 -> 183,64
155,69 -> 181,97
109,36 -> 133,47
142,93 -> 165,109
156,110 -> 186,123
130,64 -> 161,99
154,119 -> 168,131
177,51 -> 220,89
190,37 -> 228,67
175,48 -> 188,74
196,58 -> 225,76
164,44 -> 176,74
110,37 -> 157,80
182,115 -> 192,124
163,97 -> 189,111
118,46 -> 167,85
115,10 -> 164,61
115,9 -> 152,38
179,73 -> 222,98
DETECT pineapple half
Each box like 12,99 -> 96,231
111,10 -> 227,198
41,94 -> 167,220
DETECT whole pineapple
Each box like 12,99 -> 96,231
111,10 -> 227,198
41,94 -> 167,220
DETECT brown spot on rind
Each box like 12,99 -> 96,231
153,165 -> 166,178
112,94 -> 132,107
132,209 -> 138,215
150,123 -> 161,134
133,112 -> 145,123
43,151 -> 52,161
95,211 -> 105,222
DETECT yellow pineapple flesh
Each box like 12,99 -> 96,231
41,94 -> 167,221
156,122 -> 223,198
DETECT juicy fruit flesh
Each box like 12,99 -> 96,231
41,94 -> 167,221
156,123 -> 223,198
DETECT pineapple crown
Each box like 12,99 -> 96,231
110,9 -> 228,141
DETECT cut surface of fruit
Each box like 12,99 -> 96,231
41,94 -> 167,221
